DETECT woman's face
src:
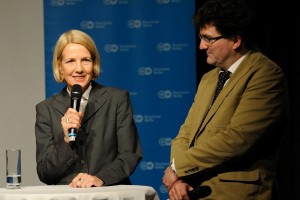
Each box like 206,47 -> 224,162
59,43 -> 93,92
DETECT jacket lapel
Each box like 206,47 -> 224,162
190,69 -> 219,135
53,87 -> 70,115
81,82 -> 106,124
198,51 -> 262,134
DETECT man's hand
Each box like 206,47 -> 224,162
163,166 -> 178,191
168,180 -> 193,200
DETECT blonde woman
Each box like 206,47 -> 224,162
35,29 -> 142,188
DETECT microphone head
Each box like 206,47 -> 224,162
71,84 -> 82,100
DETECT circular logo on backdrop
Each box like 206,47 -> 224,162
103,0 -> 118,5
158,90 -> 172,99
156,0 -> 170,4
104,44 -> 119,53
51,0 -> 64,6
133,114 -> 144,123
158,137 -> 172,146
127,20 -> 142,28
160,185 -> 168,193
80,21 -> 95,29
140,161 -> 155,170
138,67 -> 153,76
157,43 -> 172,51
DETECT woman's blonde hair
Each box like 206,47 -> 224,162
52,29 -> 101,83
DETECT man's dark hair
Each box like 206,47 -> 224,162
193,0 -> 257,50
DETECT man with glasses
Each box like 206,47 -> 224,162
162,0 -> 290,199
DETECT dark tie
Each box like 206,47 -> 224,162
211,70 -> 231,105
189,70 -> 231,148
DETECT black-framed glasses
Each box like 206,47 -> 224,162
199,34 -> 225,45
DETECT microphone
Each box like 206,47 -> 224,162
187,185 -> 211,200
68,84 -> 82,143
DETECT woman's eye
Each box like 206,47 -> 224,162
82,59 -> 92,64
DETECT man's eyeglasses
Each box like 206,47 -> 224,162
199,34 -> 225,45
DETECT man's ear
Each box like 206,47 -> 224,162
232,35 -> 241,49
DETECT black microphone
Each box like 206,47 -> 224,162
68,84 -> 82,143
187,186 -> 212,200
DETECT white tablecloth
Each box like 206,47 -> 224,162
0,185 -> 160,200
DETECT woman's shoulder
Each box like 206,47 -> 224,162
36,90 -> 66,107
92,81 -> 128,95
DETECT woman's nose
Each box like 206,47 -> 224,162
75,61 -> 83,72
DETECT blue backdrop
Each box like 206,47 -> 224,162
44,0 -> 196,199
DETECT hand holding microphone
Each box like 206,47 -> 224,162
65,84 -> 83,144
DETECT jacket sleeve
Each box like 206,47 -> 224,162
35,101 -> 78,185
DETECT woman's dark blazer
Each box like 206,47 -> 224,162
35,81 -> 142,185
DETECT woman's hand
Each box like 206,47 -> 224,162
61,108 -> 83,143
69,173 -> 104,188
